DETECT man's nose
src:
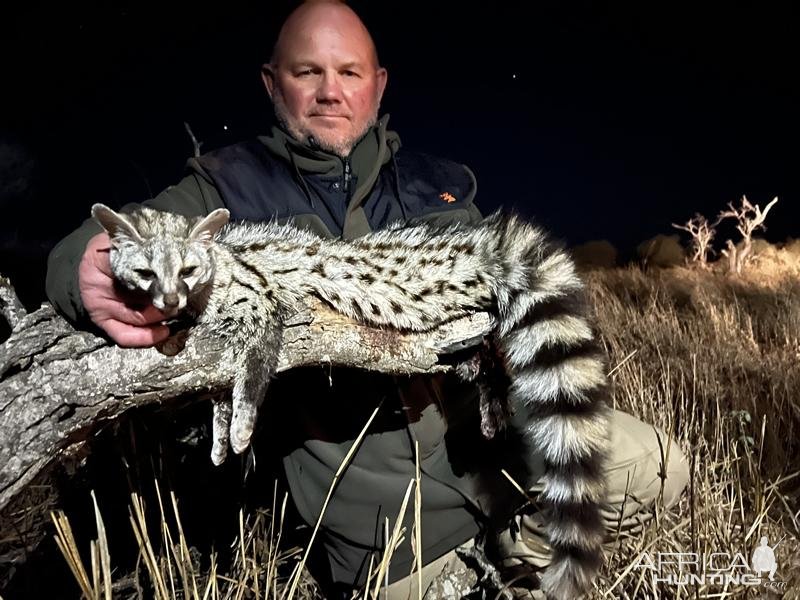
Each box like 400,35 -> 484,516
317,72 -> 343,102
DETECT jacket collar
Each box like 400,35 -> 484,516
257,114 -> 401,182
257,114 -> 403,238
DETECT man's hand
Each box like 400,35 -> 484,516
79,232 -> 170,347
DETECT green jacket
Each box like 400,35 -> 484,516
46,116 -> 498,588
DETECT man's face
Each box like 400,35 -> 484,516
263,19 -> 387,157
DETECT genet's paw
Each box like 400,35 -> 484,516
454,352 -> 482,382
156,329 -> 189,357
229,378 -> 259,455
230,421 -> 254,455
210,397 -> 232,465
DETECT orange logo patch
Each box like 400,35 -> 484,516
439,192 -> 456,203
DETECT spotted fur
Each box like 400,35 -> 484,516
92,204 -> 611,599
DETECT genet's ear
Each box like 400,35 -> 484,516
190,208 -> 230,245
91,203 -> 144,245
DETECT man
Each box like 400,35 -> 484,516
46,2 -> 690,597
751,536 -> 778,581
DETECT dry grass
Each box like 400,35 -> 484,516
52,263 -> 800,599
50,408 -> 422,600
587,264 -> 800,599
52,481 -> 317,600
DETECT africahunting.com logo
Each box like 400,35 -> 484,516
632,535 -> 788,593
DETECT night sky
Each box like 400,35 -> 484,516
1,2 -> 798,307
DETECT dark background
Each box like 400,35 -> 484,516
1,1 -> 798,307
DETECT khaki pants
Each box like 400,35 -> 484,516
386,409 -> 690,599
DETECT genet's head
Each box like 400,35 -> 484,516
91,204 -> 229,316
261,0 -> 387,157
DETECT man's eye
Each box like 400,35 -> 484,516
135,268 -> 155,279
342,70 -> 359,77
180,266 -> 197,277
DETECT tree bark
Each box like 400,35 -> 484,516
0,278 -> 493,514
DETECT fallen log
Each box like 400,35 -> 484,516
0,274 -> 493,514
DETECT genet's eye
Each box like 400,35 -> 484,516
180,266 -> 197,278
135,268 -> 155,279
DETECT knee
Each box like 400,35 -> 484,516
604,410 -> 690,512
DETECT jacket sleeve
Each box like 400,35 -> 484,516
436,165 -> 483,225
45,166 -> 225,325
412,162 -> 483,228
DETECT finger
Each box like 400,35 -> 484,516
100,319 -> 171,347
105,301 -> 168,327
79,261 -> 115,288
211,398 -> 232,466
81,270 -> 167,326
85,233 -> 114,275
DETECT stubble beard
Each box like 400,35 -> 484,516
271,91 -> 377,158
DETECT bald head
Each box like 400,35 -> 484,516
271,1 -> 380,69
262,1 -> 388,157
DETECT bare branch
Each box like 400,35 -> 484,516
720,239 -> 738,274
671,213 -> 715,266
715,196 -> 779,274
0,298 -> 493,513
183,121 -> 203,158
0,275 -> 27,330
751,196 -> 779,229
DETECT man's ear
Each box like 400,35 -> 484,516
190,208 -> 230,245
91,203 -> 143,245
375,67 -> 388,105
261,63 -> 276,100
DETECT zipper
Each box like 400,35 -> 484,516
342,158 -> 352,194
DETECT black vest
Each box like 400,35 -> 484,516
195,140 -> 485,591
195,140 -> 477,238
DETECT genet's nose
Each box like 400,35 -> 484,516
163,293 -> 180,308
